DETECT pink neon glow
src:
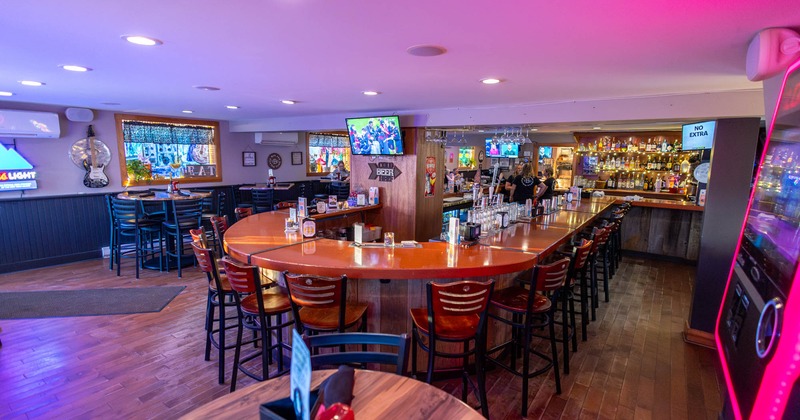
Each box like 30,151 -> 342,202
715,57 -> 800,420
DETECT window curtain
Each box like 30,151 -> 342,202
308,133 -> 349,148
122,120 -> 215,145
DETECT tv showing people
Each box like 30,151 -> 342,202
346,116 -> 404,155
485,139 -> 519,158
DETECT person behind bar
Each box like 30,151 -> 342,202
541,167 -> 555,200
511,163 -> 547,204
506,163 -> 523,201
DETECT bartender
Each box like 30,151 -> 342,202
331,161 -> 350,182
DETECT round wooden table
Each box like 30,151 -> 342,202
180,369 -> 484,419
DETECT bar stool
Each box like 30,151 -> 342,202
108,196 -> 163,278
190,242 -> 238,385
283,272 -> 368,336
234,207 -> 253,221
410,280 -> 494,418
210,215 -> 230,257
486,258 -> 570,418
222,258 -> 293,392
252,189 -> 274,214
163,199 -> 203,278
554,239 -> 594,373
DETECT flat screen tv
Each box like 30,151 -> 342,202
682,120 -> 716,150
538,146 -> 553,159
485,139 -> 519,158
345,116 -> 404,155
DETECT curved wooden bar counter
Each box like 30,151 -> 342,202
223,198 -> 618,369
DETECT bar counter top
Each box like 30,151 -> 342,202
223,197 -> 618,279
612,197 -> 704,211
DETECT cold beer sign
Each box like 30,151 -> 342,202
0,144 -> 38,191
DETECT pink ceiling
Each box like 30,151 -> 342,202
0,0 -> 798,127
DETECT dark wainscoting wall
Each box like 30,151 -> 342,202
0,193 -> 110,273
0,182 -> 325,274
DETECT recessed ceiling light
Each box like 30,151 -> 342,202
194,86 -> 220,91
362,91 -> 380,96
281,100 -> 296,105
182,110 -> 193,114
593,126 -> 602,130
477,129 -> 485,133
480,78 -> 502,85
61,65 -> 92,72
531,128 -> 539,132
406,45 -> 447,57
0,91 -> 14,97
226,105 -> 239,109
123,35 -> 163,46
19,80 -> 44,86
102,102 -> 121,106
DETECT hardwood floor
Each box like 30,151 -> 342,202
0,256 -> 724,419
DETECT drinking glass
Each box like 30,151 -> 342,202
384,232 -> 395,248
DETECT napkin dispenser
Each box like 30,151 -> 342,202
463,222 -> 481,241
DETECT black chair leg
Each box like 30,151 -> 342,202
521,322 -> 531,418
476,337 -> 489,418
548,312 -> 562,394
561,291 -> 570,374
230,313 -> 244,393
411,328 -> 418,379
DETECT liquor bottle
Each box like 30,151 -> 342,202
621,138 -> 628,152
606,175 -> 614,189
645,138 -> 652,152
661,137 -> 668,152
643,177 -> 649,191
666,140 -> 674,153
673,139 -> 681,152
680,157 -> 690,174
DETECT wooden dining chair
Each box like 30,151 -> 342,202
209,215 -> 230,257
410,279 -> 494,418
251,189 -> 274,214
234,207 -> 253,221
303,332 -> 410,376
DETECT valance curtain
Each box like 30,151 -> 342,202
308,133 -> 349,148
122,121 -> 215,145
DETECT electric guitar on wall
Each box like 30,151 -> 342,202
82,125 -> 109,188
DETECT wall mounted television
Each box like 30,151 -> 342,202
345,116 -> 404,155
682,120 -> 716,150
485,139 -> 519,158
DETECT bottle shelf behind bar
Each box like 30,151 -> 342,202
572,131 -> 703,195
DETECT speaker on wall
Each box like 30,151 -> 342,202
746,28 -> 800,81
65,107 -> 94,122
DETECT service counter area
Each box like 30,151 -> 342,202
613,197 -> 704,262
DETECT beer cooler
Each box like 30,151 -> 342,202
716,58 -> 800,419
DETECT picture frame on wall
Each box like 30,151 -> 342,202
523,150 -> 532,158
291,151 -> 303,165
242,151 -> 256,167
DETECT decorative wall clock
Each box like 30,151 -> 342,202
267,153 -> 282,169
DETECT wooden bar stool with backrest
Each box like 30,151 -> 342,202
234,206 -> 253,221
552,239 -> 594,373
163,198 -> 203,278
410,280 -> 494,418
283,272 -> 368,340
590,226 -> 612,308
190,241 -> 239,385
222,258 -> 294,392
486,258 -> 570,418
210,215 -> 230,257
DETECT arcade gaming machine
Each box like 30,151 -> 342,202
716,58 -> 800,419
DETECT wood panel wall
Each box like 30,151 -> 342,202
620,206 -> 703,262
348,127 -> 444,242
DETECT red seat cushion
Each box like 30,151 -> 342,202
409,308 -> 480,341
240,289 -> 292,316
490,286 -> 551,313
298,303 -> 368,331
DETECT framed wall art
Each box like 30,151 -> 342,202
242,151 -> 256,167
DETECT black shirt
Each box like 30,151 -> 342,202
513,175 -> 541,204
541,177 -> 555,200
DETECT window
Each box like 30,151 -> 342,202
306,133 -> 350,176
115,114 -> 221,186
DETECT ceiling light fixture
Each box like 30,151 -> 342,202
593,126 -> 602,130
123,35 -> 163,46
226,105 -> 239,109
480,78 -> 502,85
194,86 -> 220,91
362,91 -> 380,96
61,65 -> 92,72
281,100 -> 296,105
101,102 -> 121,106
19,80 -> 44,86
531,128 -> 539,132
0,91 -> 14,97
182,110 -> 193,114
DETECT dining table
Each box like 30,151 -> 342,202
180,369 -> 484,419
